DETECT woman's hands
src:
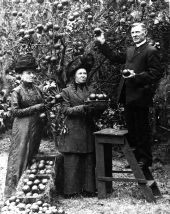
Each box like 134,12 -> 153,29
84,101 -> 107,115
11,103 -> 46,117
35,102 -> 57,112
84,103 -> 95,114
122,69 -> 136,79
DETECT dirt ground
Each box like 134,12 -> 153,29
1,133 -> 170,214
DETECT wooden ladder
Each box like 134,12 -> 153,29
94,128 -> 161,202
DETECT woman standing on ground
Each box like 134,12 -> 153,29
58,61 -> 106,198
4,53 -> 46,198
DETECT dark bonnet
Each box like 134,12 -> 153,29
66,53 -> 94,82
15,53 -> 37,73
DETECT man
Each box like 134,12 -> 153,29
95,22 -> 163,169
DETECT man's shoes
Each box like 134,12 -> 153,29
125,161 -> 149,169
138,161 -> 145,168
138,158 -> 152,168
130,147 -> 136,152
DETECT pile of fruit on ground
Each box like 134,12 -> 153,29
1,156 -> 66,213
0,135 -> 66,214
16,157 -> 55,198
2,197 -> 65,214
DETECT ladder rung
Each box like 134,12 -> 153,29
147,180 -> 155,187
112,170 -> 133,173
98,176 -> 147,184
33,152 -> 59,160
98,140 -> 124,145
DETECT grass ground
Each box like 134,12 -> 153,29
1,132 -> 170,214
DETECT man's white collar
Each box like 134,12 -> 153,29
136,39 -> 147,47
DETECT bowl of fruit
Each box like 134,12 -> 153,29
85,93 -> 110,110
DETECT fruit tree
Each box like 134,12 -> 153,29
0,0 -> 169,137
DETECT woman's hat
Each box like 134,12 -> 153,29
66,57 -> 84,82
66,53 -> 94,83
15,53 -> 38,73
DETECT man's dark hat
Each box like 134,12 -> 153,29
15,53 -> 37,73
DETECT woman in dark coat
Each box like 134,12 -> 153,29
4,53 -> 46,198
59,63 -> 105,197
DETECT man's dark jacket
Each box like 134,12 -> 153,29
98,42 -> 163,106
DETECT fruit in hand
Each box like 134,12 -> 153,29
122,70 -> 131,77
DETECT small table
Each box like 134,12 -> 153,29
94,128 -> 161,202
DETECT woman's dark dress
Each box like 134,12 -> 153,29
4,83 -> 44,198
59,83 -> 97,195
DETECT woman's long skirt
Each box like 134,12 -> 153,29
63,153 -> 96,195
4,115 -> 42,198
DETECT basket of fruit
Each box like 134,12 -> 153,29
85,93 -> 110,110
16,156 -> 56,204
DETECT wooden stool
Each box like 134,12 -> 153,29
94,128 -> 161,202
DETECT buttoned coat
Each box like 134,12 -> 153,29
99,42 -> 163,106
5,83 -> 44,198
58,84 -> 96,153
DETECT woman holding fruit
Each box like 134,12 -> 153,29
58,60 -> 109,198
4,53 -> 46,198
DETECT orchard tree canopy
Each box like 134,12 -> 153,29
0,0 -> 169,134
0,0 -> 169,86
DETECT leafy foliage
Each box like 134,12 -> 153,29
0,0 -> 169,136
